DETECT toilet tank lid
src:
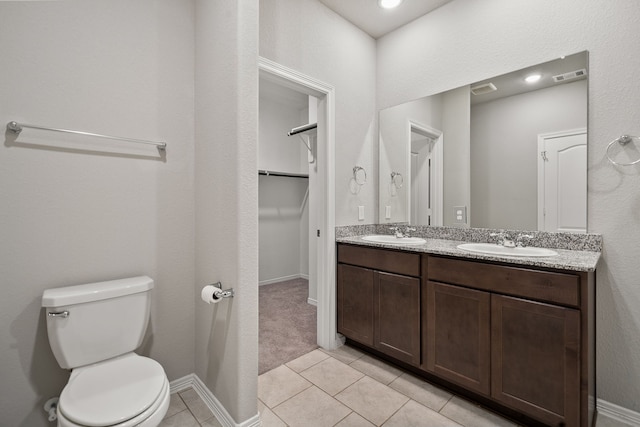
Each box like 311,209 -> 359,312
42,276 -> 154,308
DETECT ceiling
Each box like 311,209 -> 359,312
318,0 -> 454,39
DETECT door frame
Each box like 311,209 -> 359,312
407,120 -> 443,226
258,57 -> 340,350
537,128 -> 587,232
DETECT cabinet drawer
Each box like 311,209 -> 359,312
427,256 -> 579,307
338,244 -> 421,277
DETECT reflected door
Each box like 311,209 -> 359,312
537,129 -> 587,233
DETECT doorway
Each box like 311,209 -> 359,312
258,58 -> 338,374
408,121 -> 443,226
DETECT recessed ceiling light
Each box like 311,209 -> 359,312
525,74 -> 542,84
378,0 -> 404,9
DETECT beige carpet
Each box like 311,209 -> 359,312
259,278 -> 317,374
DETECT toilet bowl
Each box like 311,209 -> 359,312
42,277 -> 169,427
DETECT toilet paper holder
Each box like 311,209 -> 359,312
209,282 -> 234,299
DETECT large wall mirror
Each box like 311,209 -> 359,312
378,51 -> 588,233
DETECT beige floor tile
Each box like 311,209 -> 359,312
349,355 -> 404,385
164,393 -> 188,418
301,357 -> 364,395
336,376 -> 409,426
258,364 -> 312,408
201,415 -> 224,427
595,414 -> 638,427
158,409 -> 200,427
178,387 -> 200,403
440,396 -> 518,427
382,400 -> 462,427
259,400 -> 287,427
335,412 -> 376,427
320,344 -> 365,364
273,386 -> 352,427
389,373 -> 453,411
286,349 -> 330,373
183,393 -> 214,423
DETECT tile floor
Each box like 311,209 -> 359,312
161,345 -> 633,427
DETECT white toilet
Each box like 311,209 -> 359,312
42,276 -> 170,427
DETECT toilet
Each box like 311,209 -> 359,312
42,276 -> 170,427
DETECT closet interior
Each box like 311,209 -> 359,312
258,77 -> 319,374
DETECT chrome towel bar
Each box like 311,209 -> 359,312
6,121 -> 167,151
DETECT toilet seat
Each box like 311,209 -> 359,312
58,353 -> 169,427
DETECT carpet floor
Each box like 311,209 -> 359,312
259,278 -> 317,375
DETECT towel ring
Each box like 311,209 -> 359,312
353,166 -> 367,186
391,171 -> 403,188
606,135 -> 640,166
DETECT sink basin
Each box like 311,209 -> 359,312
362,235 -> 427,245
457,243 -> 558,257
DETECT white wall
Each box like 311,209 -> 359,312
260,0 -> 377,226
471,80 -> 587,229
378,95 -> 443,223
441,85 -> 471,227
0,1 -> 196,426
377,0 -> 640,412
258,95 -> 307,174
194,0 -> 259,424
259,175 -> 309,284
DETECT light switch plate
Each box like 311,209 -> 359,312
385,205 -> 391,219
358,205 -> 365,221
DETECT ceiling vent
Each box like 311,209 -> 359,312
553,68 -> 587,83
470,82 -> 497,96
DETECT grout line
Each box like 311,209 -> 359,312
331,410 -> 354,427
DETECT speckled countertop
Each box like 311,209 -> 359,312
336,225 -> 601,272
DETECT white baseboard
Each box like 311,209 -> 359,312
169,374 -> 261,427
597,399 -> 640,426
259,273 -> 307,286
307,297 -> 317,306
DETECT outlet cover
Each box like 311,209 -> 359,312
454,206 -> 467,223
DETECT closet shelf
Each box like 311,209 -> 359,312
258,170 -> 309,179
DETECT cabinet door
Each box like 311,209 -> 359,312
491,295 -> 580,427
374,271 -> 421,366
425,281 -> 491,395
337,264 -> 374,346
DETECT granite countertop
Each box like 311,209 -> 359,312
336,235 -> 600,272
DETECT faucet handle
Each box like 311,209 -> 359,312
516,234 -> 535,247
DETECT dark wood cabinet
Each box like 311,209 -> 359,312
425,281 -> 490,395
374,271 -> 420,365
336,243 -> 594,427
491,294 -> 580,427
337,244 -> 421,366
337,264 -> 374,346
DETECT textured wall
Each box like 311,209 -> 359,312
378,0 -> 640,411
471,80 -> 587,229
0,1 -> 196,426
260,0 -> 377,226
194,0 -> 259,423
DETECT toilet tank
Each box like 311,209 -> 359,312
42,276 -> 154,370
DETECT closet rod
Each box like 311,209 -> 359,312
287,123 -> 317,136
258,170 -> 309,179
6,121 -> 167,151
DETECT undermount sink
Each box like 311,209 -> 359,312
457,243 -> 558,257
362,235 -> 427,245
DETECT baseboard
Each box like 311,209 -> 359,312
597,398 -> 640,426
259,274 -> 306,286
307,297 -> 317,306
169,374 -> 261,427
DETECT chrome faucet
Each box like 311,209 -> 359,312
490,232 -> 535,247
390,226 -> 416,238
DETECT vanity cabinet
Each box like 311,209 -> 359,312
428,255 -> 588,427
337,244 -> 421,366
336,242 -> 595,427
